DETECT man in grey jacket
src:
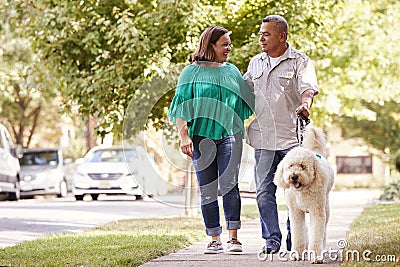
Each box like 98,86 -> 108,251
244,14 -> 319,254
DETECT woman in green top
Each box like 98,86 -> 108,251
168,26 -> 254,254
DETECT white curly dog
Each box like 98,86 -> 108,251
275,126 -> 334,264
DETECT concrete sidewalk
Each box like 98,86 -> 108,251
140,189 -> 381,267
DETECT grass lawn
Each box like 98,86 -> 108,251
341,203 -> 400,266
8,202 -> 398,266
0,203 -> 260,267
0,217 -> 205,267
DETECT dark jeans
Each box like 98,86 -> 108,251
254,146 -> 296,246
192,133 -> 242,236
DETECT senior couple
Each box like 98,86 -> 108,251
168,15 -> 318,254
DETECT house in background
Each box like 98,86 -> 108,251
327,127 -> 387,188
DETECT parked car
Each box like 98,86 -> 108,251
72,146 -> 145,201
18,148 -> 68,198
0,123 -> 22,201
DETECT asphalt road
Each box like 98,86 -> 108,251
0,194 -> 187,248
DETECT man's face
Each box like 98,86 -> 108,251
259,22 -> 283,55
212,33 -> 232,63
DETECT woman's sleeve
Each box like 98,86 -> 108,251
239,79 -> 255,120
168,76 -> 194,124
234,67 -> 254,120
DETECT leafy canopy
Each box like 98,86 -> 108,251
4,0 -> 399,159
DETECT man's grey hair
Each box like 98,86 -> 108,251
262,15 -> 288,35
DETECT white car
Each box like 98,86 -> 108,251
19,148 -> 68,198
0,123 -> 22,201
72,146 -> 145,201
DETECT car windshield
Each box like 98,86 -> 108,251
87,149 -> 138,163
19,151 -> 59,166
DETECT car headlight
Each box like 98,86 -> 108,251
73,173 -> 90,188
23,175 -> 33,181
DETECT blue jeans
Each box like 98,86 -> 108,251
254,146 -> 296,246
192,133 -> 242,236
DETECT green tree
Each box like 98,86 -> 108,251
28,0 -> 344,138
0,0 -> 61,147
29,0 -> 225,140
330,0 -> 400,157
15,0 -> 400,162
341,100 -> 400,155
224,0 -> 344,126
226,0 -> 400,159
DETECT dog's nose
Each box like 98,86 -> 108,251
290,174 -> 298,181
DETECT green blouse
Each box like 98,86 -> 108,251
168,62 -> 254,140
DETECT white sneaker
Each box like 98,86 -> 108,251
204,240 -> 224,254
226,238 -> 242,252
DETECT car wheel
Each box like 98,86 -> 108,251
7,180 -> 21,201
75,195 -> 84,201
91,194 -> 99,201
135,195 -> 144,200
57,180 -> 68,198
20,195 -> 34,200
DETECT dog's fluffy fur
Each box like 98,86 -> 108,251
275,126 -> 334,264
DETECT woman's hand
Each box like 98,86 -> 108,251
180,136 -> 194,158
176,118 -> 193,157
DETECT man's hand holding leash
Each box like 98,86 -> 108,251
295,103 -> 310,119
295,88 -> 316,119
295,89 -> 315,145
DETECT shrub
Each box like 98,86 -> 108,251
379,177 -> 400,201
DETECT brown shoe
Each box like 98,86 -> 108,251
204,240 -> 224,254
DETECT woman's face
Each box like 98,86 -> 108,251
212,33 -> 232,63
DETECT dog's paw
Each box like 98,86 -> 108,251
310,256 -> 324,264
291,255 -> 302,261
289,250 -> 304,261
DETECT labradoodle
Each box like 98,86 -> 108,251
275,126 -> 334,264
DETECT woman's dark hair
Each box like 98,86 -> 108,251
191,26 -> 228,63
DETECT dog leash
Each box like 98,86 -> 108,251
296,113 -> 310,146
